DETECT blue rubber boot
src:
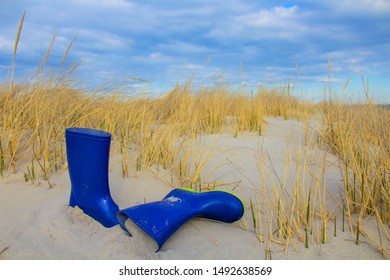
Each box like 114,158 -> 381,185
65,127 -> 119,227
117,188 -> 244,251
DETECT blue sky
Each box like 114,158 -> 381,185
1,0 -> 389,101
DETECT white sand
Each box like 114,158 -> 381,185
0,117 -> 388,259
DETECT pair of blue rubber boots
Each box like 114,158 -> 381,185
65,127 -> 244,252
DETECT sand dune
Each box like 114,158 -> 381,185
0,118 -> 388,259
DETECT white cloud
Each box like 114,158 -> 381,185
237,5 -> 298,28
158,42 -> 212,54
322,0 -> 390,13
65,28 -> 131,51
0,36 -> 14,55
69,0 -> 133,9
183,63 -> 204,70
208,5 -> 307,41
131,52 -> 175,65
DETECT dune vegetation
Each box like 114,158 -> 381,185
1,14 -> 388,257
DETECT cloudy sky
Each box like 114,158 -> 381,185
1,0 -> 389,101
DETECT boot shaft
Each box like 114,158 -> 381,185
65,127 -> 119,227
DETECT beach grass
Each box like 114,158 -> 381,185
320,92 -> 390,255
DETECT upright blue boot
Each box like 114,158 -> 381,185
65,127 -> 119,227
117,188 -> 244,251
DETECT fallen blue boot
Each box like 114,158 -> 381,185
117,188 -> 244,252
65,127 -> 119,227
